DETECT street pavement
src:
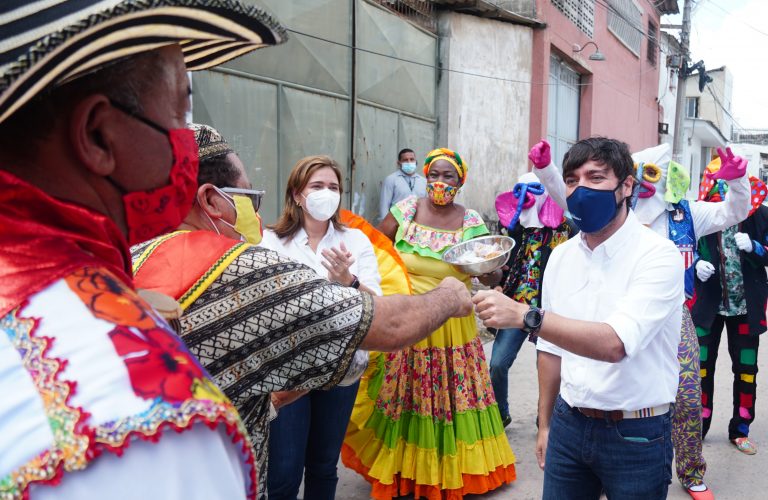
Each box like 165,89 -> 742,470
333,330 -> 768,499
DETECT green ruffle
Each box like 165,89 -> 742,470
365,404 -> 506,456
390,203 -> 490,260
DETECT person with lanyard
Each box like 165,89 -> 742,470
260,155 -> 382,500
378,148 -> 427,223
530,140 -> 750,500
0,2 -> 291,498
488,171 -> 577,428
473,137 -> 684,499
343,148 -> 516,499
692,160 -> 768,456
130,125 -> 473,499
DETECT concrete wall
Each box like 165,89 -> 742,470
436,12 -> 533,226
529,0 -> 663,153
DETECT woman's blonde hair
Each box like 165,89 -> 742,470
269,155 -> 346,240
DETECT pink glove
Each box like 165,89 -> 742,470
707,147 -> 747,181
528,140 -> 551,169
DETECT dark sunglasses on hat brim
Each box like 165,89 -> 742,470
221,187 -> 265,212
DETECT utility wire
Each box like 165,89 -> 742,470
701,0 -> 768,39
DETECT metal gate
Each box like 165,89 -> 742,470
192,0 -> 437,225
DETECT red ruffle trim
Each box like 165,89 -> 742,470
341,443 -> 516,500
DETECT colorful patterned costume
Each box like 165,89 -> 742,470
692,172 -> 768,443
342,196 -> 516,499
131,230 -> 373,498
0,171 -> 255,499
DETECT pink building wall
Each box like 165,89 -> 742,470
529,1 -> 663,153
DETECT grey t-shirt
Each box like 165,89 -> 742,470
379,170 -> 427,222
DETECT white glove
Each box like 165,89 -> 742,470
696,260 -> 715,282
734,232 -> 754,253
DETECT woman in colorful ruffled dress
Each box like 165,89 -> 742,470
342,148 -> 516,499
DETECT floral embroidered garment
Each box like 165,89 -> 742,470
342,196 -> 516,499
0,170 -> 255,499
0,268 -> 255,499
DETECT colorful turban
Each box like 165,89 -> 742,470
423,148 -> 468,185
699,156 -> 767,216
190,123 -> 233,162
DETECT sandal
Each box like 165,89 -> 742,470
731,437 -> 757,455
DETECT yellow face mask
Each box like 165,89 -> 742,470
210,186 -> 264,245
231,194 -> 263,245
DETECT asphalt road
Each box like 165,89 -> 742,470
333,330 -> 767,500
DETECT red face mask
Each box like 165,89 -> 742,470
109,101 -> 199,246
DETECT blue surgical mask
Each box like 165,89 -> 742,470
566,183 -> 624,233
401,162 -> 417,175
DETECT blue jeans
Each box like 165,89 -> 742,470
543,396 -> 673,500
267,382 -> 360,500
489,327 -> 528,418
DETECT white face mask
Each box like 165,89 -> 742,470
302,189 -> 341,221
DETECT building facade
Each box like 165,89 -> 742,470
529,0 -> 678,166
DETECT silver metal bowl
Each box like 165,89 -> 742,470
441,235 -> 516,276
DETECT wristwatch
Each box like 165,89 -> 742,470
349,275 -> 360,289
522,306 -> 545,335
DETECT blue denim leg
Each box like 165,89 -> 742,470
303,382 -> 360,500
268,394 -> 311,500
543,396 -> 603,500
489,327 -> 527,418
544,396 -> 673,500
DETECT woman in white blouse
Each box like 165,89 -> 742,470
261,155 -> 382,500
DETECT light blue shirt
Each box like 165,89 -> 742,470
379,170 -> 427,222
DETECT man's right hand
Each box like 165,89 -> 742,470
437,276 -> 473,318
536,428 -> 549,470
696,260 -> 715,282
528,140 -> 551,169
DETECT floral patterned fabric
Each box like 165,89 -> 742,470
718,225 -> 747,316
342,199 -> 515,499
392,196 -> 487,258
1,267 -> 255,499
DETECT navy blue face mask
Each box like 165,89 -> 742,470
566,182 -> 625,233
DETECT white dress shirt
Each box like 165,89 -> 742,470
537,212 -> 684,411
260,225 -> 382,296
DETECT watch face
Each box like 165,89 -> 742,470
524,308 -> 542,329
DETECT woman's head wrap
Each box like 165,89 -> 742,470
423,148 -> 468,186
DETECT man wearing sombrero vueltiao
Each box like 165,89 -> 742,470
0,2 -> 287,499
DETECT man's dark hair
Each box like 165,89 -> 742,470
198,154 -> 240,188
562,137 -> 634,181
398,148 -> 414,162
562,137 -> 634,209
0,51 -> 164,159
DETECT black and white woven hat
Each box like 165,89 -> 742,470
0,0 -> 287,124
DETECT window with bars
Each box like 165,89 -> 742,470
647,19 -> 658,66
606,0 -> 643,56
552,0 -> 595,38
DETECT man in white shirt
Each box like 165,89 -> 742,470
378,148 -> 427,222
473,137 -> 683,499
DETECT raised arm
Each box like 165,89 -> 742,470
691,148 -> 751,239
529,140 -> 567,210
